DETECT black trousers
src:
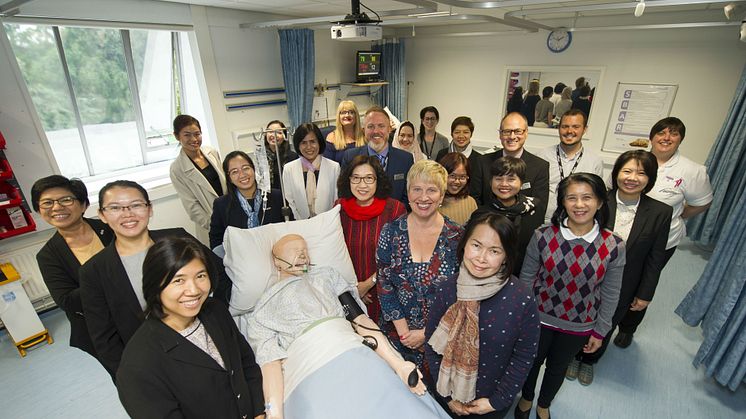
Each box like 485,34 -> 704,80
437,398 -> 510,419
520,327 -> 588,408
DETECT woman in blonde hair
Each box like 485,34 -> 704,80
324,100 -> 366,164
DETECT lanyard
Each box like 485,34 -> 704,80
556,145 -> 584,180
420,134 -> 435,158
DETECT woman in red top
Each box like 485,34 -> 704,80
336,155 -> 406,323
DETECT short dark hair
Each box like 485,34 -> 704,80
292,123 -> 326,155
142,236 -> 217,320
31,175 -> 89,212
551,173 -> 609,228
98,180 -> 151,208
575,77 -> 586,88
542,86 -> 554,99
610,150 -> 658,194
490,156 -> 526,182
649,117 -> 686,141
438,152 -> 471,199
579,85 -> 591,96
337,155 -> 392,200
173,114 -> 201,135
458,211 -> 518,278
554,82 -> 567,94
560,109 -> 588,127
450,116 -> 474,135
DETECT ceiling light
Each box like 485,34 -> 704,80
407,11 -> 452,18
634,0 -> 646,17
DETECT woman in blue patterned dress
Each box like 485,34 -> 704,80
377,160 -> 463,369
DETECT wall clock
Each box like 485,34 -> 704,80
547,29 -> 572,53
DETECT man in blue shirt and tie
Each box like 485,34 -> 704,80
342,106 -> 414,203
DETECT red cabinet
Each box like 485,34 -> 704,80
0,131 -> 36,239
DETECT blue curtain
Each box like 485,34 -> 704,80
279,29 -> 315,130
372,39 -> 406,121
675,63 -> 746,391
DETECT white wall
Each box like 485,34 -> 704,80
405,27 -> 746,165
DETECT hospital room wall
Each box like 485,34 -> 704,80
405,27 -> 746,165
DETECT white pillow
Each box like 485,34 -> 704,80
223,205 -> 356,314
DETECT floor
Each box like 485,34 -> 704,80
1,239 -> 744,419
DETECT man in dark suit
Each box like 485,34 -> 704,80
471,112 -> 550,220
342,106 -> 414,204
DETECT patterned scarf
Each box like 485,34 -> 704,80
300,155 -> 322,217
236,189 -> 262,228
429,265 -> 508,403
490,193 -> 536,220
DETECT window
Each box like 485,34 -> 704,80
4,23 -> 207,179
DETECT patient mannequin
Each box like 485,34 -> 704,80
244,234 -> 448,419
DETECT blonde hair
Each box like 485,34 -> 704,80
406,160 -> 447,196
330,100 -> 365,150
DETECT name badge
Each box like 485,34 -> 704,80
394,173 -> 405,180
521,182 -> 531,190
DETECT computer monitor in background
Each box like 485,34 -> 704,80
356,51 -> 382,82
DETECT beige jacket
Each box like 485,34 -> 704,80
169,146 -> 227,231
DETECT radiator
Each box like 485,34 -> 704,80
0,240 -> 56,314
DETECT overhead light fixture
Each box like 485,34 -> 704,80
407,11 -> 452,18
634,0 -> 646,17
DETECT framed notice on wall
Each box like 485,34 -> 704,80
602,83 -> 678,154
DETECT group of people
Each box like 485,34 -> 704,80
507,77 -> 595,128
32,98 -> 712,418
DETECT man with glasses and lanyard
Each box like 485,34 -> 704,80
342,106 -> 414,204
472,112 -> 550,224
537,109 -> 604,223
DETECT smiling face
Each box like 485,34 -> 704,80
38,187 -> 86,230
446,164 -> 468,196
350,163 -> 377,206
491,173 -> 522,205
650,127 -> 682,160
499,114 -> 528,154
558,114 -> 587,149
422,111 -> 438,131
562,181 -> 602,231
616,159 -> 649,200
176,123 -> 202,154
339,107 -> 357,127
299,132 -> 320,161
408,179 -> 443,219
398,125 -> 415,148
266,122 -> 286,146
227,155 -> 256,194
160,258 -> 211,331
462,223 -> 506,279
364,111 -> 391,153
452,124 -> 472,149
99,186 -> 152,240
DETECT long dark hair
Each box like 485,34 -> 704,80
418,106 -> 440,143
551,173 -> 609,229
458,211 -> 518,278
610,150 -> 658,195
142,236 -> 217,319
221,150 -> 257,214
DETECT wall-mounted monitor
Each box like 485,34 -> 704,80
356,51 -> 381,83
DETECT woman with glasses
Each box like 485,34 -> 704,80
80,180 -> 227,380
33,175 -> 114,360
438,152 -> 478,226
209,151 -> 285,250
418,106 -> 449,160
169,115 -> 226,244
324,100 -> 366,164
377,160 -> 463,369
336,155 -> 406,323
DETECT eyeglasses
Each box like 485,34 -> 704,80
350,175 -> 377,184
499,128 -> 526,137
101,202 -> 150,214
228,165 -> 254,178
340,110 -> 356,116
39,196 -> 77,209
448,174 -> 469,182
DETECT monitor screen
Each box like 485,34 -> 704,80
356,51 -> 381,81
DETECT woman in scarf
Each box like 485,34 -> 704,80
393,120 -> 425,162
282,123 -> 340,220
426,212 -> 540,418
209,151 -> 286,250
337,155 -> 406,323
264,120 -> 298,190
434,117 -> 482,179
477,156 -> 541,274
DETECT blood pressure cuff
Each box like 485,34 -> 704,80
338,291 -> 365,321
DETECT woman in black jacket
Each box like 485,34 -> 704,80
117,236 -> 264,419
33,175 -> 114,358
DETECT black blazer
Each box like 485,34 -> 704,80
606,193 -> 672,323
36,218 -> 114,356
209,188 -> 286,249
117,299 -> 264,419
80,228 -> 227,378
341,145 -> 414,204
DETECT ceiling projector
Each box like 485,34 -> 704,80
331,23 -> 382,41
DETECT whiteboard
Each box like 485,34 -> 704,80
602,82 -> 678,154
